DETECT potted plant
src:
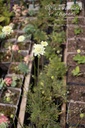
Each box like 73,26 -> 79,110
66,1 -> 83,17
0,103 -> 17,128
8,62 -> 29,75
4,74 -> 24,89
0,87 -> 21,106
12,50 -> 28,62
66,101 -> 85,127
0,50 -> 12,63
67,38 -> 85,53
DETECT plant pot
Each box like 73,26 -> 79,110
0,103 -> 17,128
8,62 -> 25,75
67,65 -> 85,85
0,87 -> 21,106
0,50 -> 12,64
17,41 -> 31,51
67,38 -> 85,53
1,39 -> 16,50
67,53 -> 85,66
67,17 -> 85,25
5,74 -> 24,89
66,101 -> 85,127
66,2 -> 83,17
67,26 -> 85,39
12,50 -> 28,62
67,84 -> 85,102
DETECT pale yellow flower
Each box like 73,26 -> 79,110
41,41 -> 48,47
33,44 -> 45,56
77,49 -> 81,53
17,35 -> 25,42
2,25 -> 13,35
51,76 -> 54,79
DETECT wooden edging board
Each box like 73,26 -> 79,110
17,50 -> 33,128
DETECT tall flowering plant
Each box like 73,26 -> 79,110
33,41 -> 48,82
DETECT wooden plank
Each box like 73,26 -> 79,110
17,50 -> 33,128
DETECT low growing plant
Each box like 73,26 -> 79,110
51,31 -> 65,44
18,63 -> 29,74
73,54 -> 85,64
0,0 -> 14,26
4,74 -> 21,87
72,16 -> 79,24
72,66 -> 81,76
71,3 -> 81,15
74,27 -> 83,35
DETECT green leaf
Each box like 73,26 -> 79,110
0,122 -> 8,128
11,81 -> 17,87
0,16 -> 5,22
72,66 -> 80,76
23,24 -> 36,35
18,63 -> 29,74
34,29 -> 48,42
73,54 -> 85,64
0,78 -> 5,90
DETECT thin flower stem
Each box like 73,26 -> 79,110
34,59 -> 37,86
41,55 -> 44,71
37,56 -> 39,83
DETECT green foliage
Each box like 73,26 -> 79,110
11,74 -> 20,87
0,0 -> 13,26
28,10 -> 36,16
47,55 -> 66,79
74,27 -> 83,35
72,66 -> 81,76
0,122 -> 8,128
73,54 -> 85,64
23,24 -> 36,35
26,55 -> 66,128
72,16 -> 79,24
25,1 -> 66,127
0,32 -> 6,39
71,3 -> 81,15
0,78 -> 5,90
34,29 -> 48,42
18,63 -> 29,74
51,31 -> 65,44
